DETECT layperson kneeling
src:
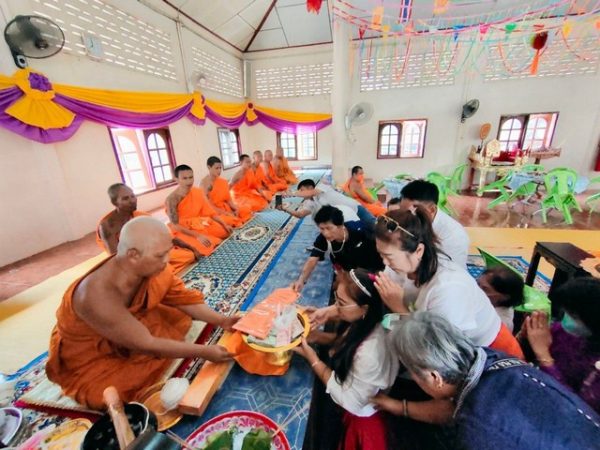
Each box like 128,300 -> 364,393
373,312 -> 600,449
46,217 -> 238,410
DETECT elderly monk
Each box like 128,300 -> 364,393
273,147 -> 298,184
342,165 -> 386,216
97,183 -> 200,273
252,151 -> 283,194
46,217 -> 238,410
230,154 -> 271,211
166,165 -> 236,256
261,150 -> 288,192
200,156 -> 252,227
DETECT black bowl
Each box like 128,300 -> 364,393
80,402 -> 158,450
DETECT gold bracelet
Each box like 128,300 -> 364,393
538,358 -> 555,365
403,399 -> 409,418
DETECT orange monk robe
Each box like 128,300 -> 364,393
95,211 -> 194,274
274,155 -> 298,184
46,259 -> 203,410
266,163 -> 289,192
208,177 -> 252,226
231,169 -> 271,212
171,187 -> 236,255
255,165 -> 285,193
342,179 -> 386,216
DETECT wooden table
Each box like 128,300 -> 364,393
525,242 -> 593,317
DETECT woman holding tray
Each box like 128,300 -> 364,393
293,268 -> 399,450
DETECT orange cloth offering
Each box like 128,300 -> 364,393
208,177 -> 252,225
231,169 -> 271,212
342,179 -> 386,216
489,323 -> 525,360
223,332 -> 289,376
274,155 -> 298,184
233,288 -> 299,339
96,210 -> 194,274
46,259 -> 203,410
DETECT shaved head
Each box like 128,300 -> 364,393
108,183 -> 127,204
253,151 -> 263,163
264,150 -> 273,161
117,216 -> 171,257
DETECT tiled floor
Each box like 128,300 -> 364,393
1,191 -> 599,301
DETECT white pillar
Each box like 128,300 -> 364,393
330,16 -> 351,185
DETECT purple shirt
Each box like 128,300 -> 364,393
541,323 -> 600,413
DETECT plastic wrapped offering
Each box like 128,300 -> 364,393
203,429 -> 234,450
241,428 -> 273,450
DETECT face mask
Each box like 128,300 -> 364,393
561,312 -> 592,337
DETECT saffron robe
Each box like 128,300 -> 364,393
171,187 -> 233,255
207,177 -> 252,226
46,259 -> 203,410
342,179 -> 386,216
96,210 -> 195,274
261,163 -> 288,192
231,169 -> 271,212
274,155 -> 298,184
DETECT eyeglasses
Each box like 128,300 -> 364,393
376,215 -> 416,238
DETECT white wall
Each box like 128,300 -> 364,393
0,0 -> 245,266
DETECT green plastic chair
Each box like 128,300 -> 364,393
446,163 -> 467,196
367,182 -> 385,200
477,247 -> 551,316
540,167 -> 582,224
477,170 -> 515,209
425,171 -> 454,216
394,173 -> 412,181
585,176 -> 600,213
505,164 -> 546,206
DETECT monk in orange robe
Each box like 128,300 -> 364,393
342,165 -> 386,216
261,150 -> 288,192
230,154 -> 272,211
273,147 -> 298,184
166,165 -> 236,255
200,156 -> 252,227
253,151 -> 285,194
46,217 -> 238,409
97,183 -> 199,273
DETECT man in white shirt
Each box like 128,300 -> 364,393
278,179 -> 376,233
389,180 -> 470,267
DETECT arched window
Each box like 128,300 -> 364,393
523,117 -> 548,150
378,120 -> 426,159
498,118 -> 523,151
378,124 -> 400,157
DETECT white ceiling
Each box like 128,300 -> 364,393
154,0 -> 594,53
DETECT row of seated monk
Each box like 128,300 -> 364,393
43,154 -> 600,449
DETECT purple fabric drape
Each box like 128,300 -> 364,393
0,87 -> 84,143
204,105 -> 248,128
254,109 -> 332,134
53,94 -> 193,128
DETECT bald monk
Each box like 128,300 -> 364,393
200,156 -> 252,227
230,154 -> 272,211
342,165 -> 386,216
252,151 -> 284,194
261,150 -> 288,192
46,217 -> 238,409
97,183 -> 200,273
166,165 -> 235,256
273,147 -> 298,184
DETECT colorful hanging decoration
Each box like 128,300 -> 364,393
306,0 -> 323,14
562,20 -> 573,38
433,0 -> 449,15
530,29 -> 549,74
0,69 -> 332,144
371,6 -> 384,31
504,22 -> 517,38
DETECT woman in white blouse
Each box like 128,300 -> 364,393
294,268 -> 398,450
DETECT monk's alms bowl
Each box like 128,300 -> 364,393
80,402 -> 157,450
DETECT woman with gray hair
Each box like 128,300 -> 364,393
373,312 -> 600,449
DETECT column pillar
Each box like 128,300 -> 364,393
330,16 -> 350,185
